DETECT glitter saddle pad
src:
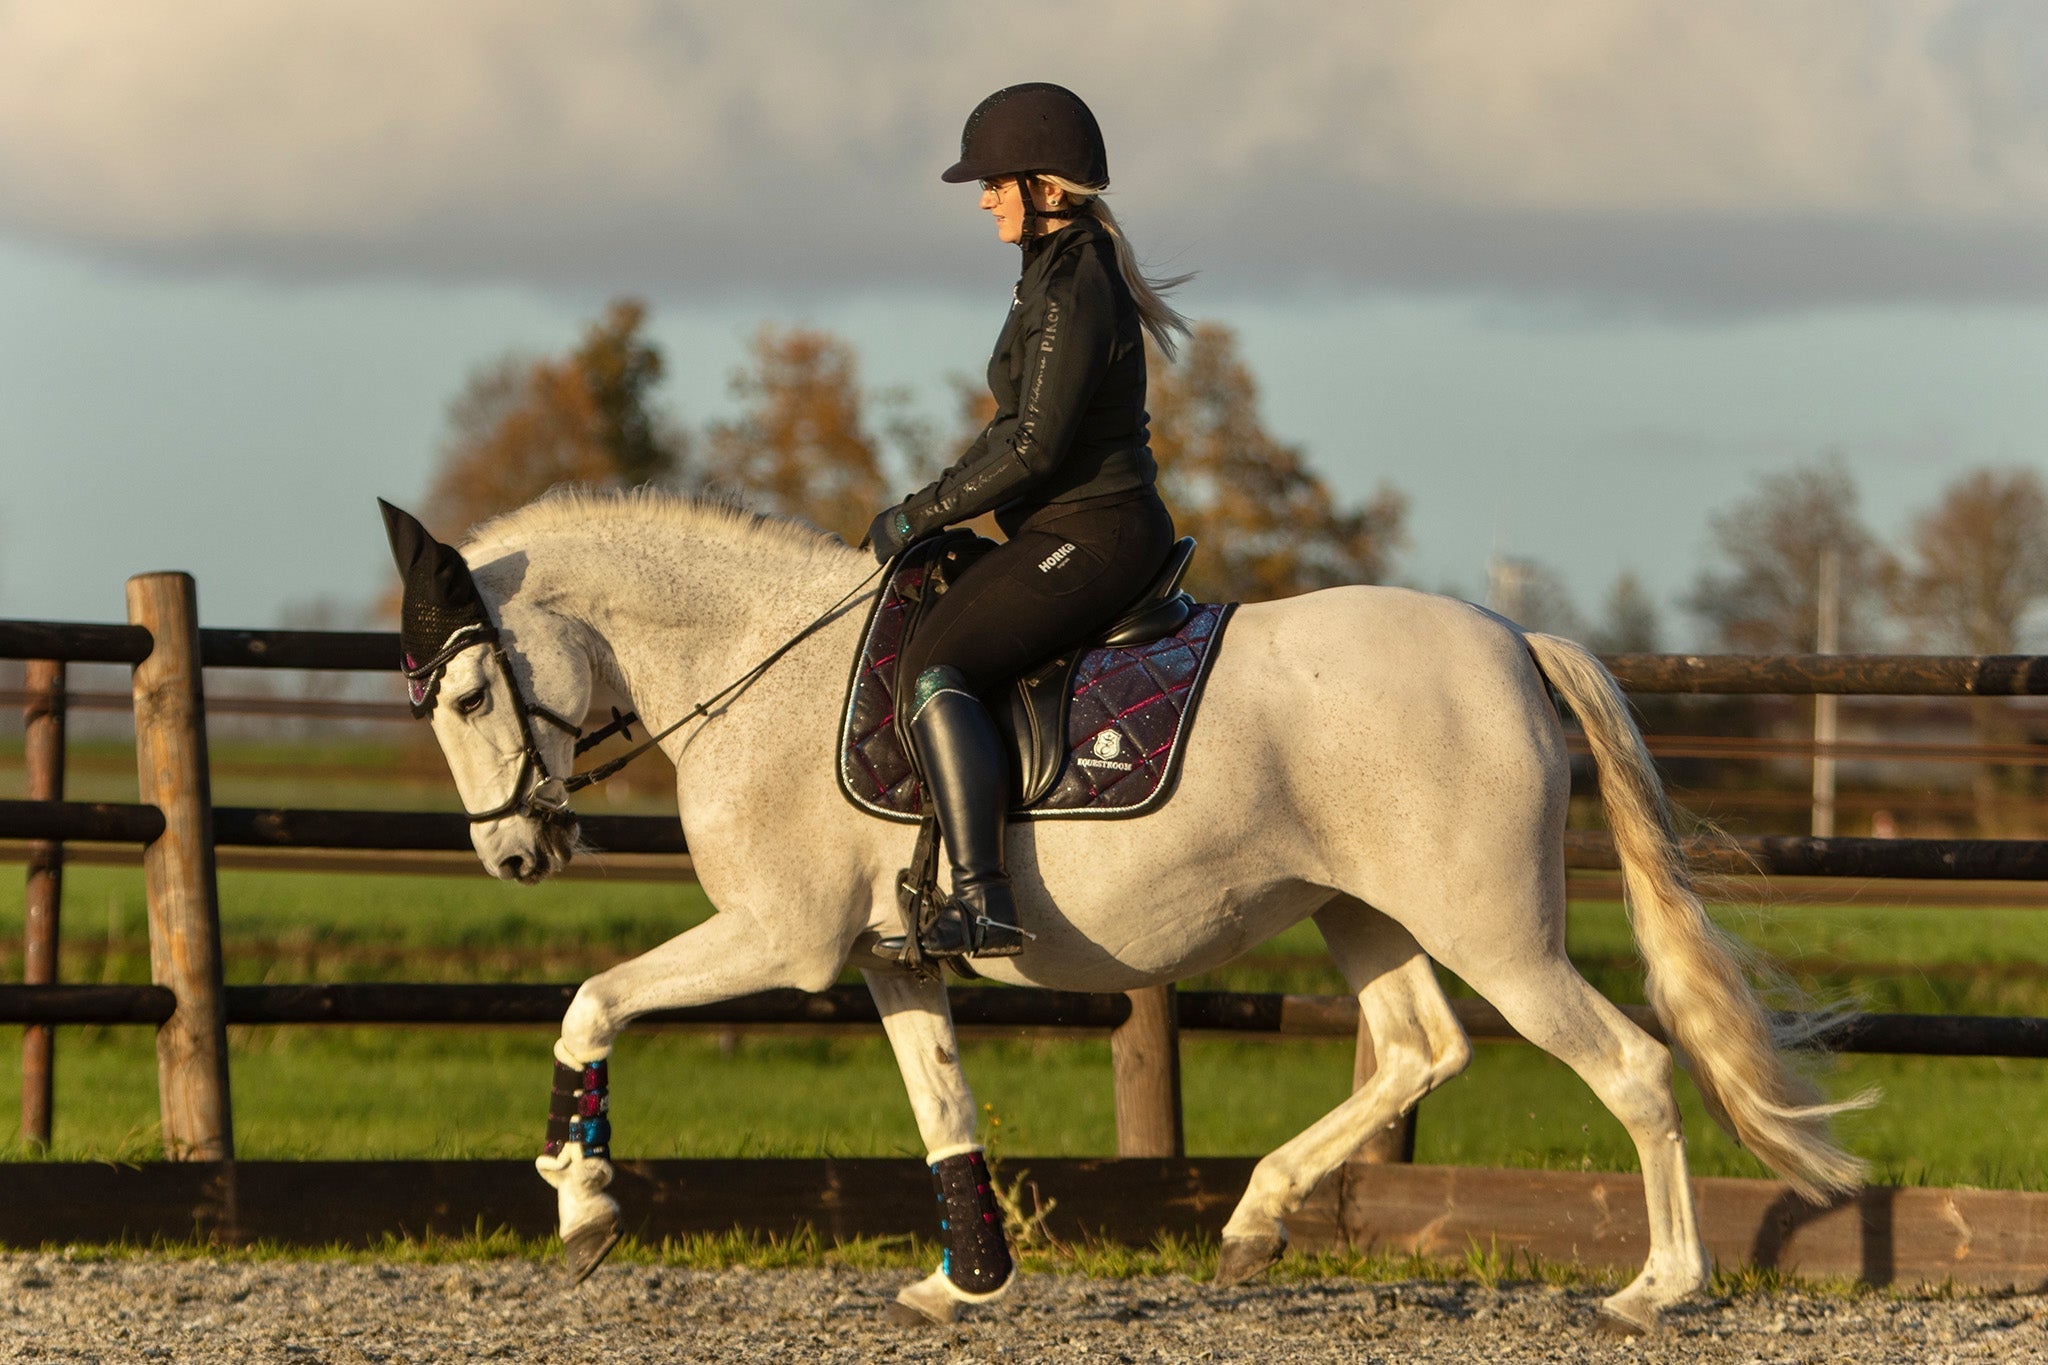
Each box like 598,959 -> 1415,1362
837,543 -> 1235,822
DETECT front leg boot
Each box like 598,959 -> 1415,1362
537,1050 -> 622,1284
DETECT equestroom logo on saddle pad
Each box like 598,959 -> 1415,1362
1080,728 -> 1133,773
837,549 -> 1234,822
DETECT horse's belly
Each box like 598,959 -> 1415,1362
976,873 -> 1335,993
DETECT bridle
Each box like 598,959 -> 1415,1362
404,623 -> 599,824
402,560 -> 888,826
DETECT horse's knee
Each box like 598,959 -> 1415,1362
560,984 -> 619,1062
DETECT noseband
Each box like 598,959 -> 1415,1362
403,625 -> 617,825
401,560 -> 889,826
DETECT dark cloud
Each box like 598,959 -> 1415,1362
3,0 -> 2044,311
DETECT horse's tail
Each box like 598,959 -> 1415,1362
1522,631 -> 1868,1203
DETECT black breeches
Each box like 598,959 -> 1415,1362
899,490 -> 1176,698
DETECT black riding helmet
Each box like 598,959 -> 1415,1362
942,83 -> 1108,245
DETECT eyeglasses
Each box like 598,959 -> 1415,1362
979,177 -> 1013,194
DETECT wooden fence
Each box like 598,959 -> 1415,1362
9,578 -> 2048,1283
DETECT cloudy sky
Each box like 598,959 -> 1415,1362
3,0 -> 2046,639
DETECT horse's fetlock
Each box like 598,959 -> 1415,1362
1226,1164 -> 1296,1232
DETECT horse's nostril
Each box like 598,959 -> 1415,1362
500,855 -> 525,880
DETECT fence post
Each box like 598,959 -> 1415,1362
127,572 -> 233,1160
20,659 -> 66,1150
1350,1014 -> 1417,1163
1111,984 -> 1183,1156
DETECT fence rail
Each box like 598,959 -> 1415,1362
20,620 -> 2048,693
10,596 -> 2048,1251
15,797 -> 2048,881
4,982 -> 2046,1059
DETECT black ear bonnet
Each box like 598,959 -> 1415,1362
379,499 -> 496,716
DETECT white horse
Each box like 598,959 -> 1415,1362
383,490 -> 1864,1334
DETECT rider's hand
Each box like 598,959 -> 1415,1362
866,505 -> 915,564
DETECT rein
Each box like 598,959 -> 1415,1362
410,562 -> 888,822
561,561 -> 887,794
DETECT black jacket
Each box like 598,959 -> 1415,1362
901,218 -> 1155,536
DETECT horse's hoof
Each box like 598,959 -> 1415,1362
889,1276 -> 960,1326
1593,1304 -> 1655,1337
1213,1233 -> 1286,1287
886,1299 -> 945,1328
563,1213 -> 623,1285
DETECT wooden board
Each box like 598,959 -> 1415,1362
1,1158 -> 2044,1290
0,1157 -> 1256,1251
1297,1162 -> 2048,1292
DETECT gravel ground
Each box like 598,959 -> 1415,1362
6,1255 -> 2048,1364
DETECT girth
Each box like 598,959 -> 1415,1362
893,533 -> 1198,807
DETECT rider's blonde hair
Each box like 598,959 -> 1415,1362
1035,173 -> 1194,361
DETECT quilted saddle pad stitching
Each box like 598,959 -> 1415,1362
836,557 -> 1234,821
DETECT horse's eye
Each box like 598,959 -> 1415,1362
455,687 -> 489,716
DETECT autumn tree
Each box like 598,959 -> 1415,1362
1890,468 -> 2048,833
1148,324 -> 1406,602
1891,469 -> 2048,654
704,326 -> 893,544
1684,454 -> 1888,651
424,299 -> 685,539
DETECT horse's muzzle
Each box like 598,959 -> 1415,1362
480,810 -> 581,884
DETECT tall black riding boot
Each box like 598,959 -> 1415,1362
910,667 -> 1025,958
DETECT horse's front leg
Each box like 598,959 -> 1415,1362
538,910 -> 843,1283
863,967 -> 1017,1327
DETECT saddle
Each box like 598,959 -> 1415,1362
838,532 -> 1235,821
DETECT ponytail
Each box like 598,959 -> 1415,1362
1037,174 -> 1194,361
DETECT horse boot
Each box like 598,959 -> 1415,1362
910,667 -> 1025,959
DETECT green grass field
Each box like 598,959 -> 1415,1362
5,858 -> 2048,1188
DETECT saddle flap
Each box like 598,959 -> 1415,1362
997,653 -> 1083,807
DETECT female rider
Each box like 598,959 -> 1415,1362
867,83 -> 1192,959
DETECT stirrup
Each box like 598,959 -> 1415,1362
920,896 -> 1030,959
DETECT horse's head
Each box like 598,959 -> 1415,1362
380,499 -> 591,884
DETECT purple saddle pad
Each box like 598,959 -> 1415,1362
837,556 -> 1235,822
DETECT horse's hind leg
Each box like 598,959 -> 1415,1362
863,967 -> 1017,1327
1446,945 -> 1708,1331
1216,899 -> 1472,1285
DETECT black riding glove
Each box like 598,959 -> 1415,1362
867,504 -> 917,564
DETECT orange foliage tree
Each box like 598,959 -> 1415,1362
705,326 -> 894,544
424,299 -> 685,539
1148,323 -> 1407,602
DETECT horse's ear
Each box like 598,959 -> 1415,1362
378,498 -> 436,579
376,498 -> 492,666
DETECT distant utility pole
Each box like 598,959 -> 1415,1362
1486,556 -> 1530,624
1812,547 -> 1841,838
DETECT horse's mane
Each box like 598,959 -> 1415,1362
462,486 -> 850,564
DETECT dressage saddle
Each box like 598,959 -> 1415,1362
896,534 -> 1198,807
